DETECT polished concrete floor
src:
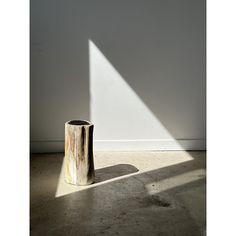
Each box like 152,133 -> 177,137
30,151 -> 206,236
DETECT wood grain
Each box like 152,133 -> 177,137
65,120 -> 95,185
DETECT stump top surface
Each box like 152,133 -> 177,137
66,120 -> 93,126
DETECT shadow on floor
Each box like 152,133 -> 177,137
95,164 -> 139,183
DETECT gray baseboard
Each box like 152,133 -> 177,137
30,139 -> 206,153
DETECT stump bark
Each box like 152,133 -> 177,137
64,120 -> 95,185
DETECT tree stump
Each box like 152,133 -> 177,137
64,120 -> 95,185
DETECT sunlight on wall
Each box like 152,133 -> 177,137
89,40 -> 183,150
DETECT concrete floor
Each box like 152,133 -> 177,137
30,151 -> 206,236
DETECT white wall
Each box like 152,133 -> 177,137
30,0 -> 206,152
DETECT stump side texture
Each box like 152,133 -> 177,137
65,120 -> 95,185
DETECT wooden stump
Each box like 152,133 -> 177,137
64,120 -> 95,185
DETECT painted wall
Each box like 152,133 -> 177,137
30,0 -> 206,152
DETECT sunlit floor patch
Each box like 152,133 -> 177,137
55,151 -> 195,198
145,169 -> 206,195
